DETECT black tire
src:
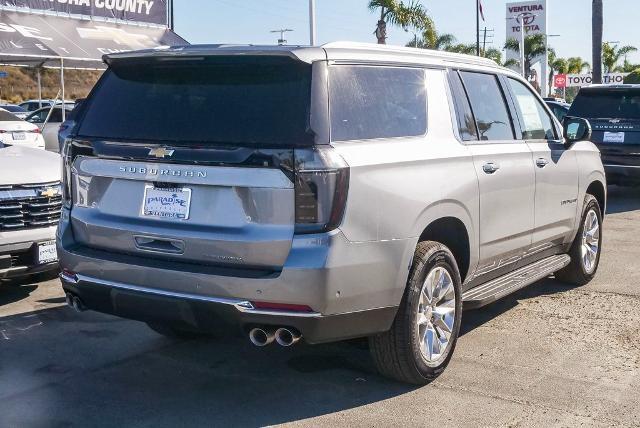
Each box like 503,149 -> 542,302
369,241 -> 463,384
146,322 -> 206,340
555,194 -> 603,286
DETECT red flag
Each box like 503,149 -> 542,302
478,0 -> 485,21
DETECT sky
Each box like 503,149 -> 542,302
174,0 -> 640,66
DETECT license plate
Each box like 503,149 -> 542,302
603,132 -> 625,143
38,241 -> 58,265
142,186 -> 192,220
12,132 -> 26,140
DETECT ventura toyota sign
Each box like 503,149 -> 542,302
0,0 -> 168,25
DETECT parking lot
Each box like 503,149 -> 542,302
0,186 -> 638,428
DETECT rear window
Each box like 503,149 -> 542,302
78,57 -> 313,146
569,89 -> 640,119
0,110 -> 20,121
1,105 -> 26,113
329,66 -> 427,141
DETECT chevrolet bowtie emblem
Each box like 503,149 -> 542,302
40,188 -> 59,198
149,148 -> 175,158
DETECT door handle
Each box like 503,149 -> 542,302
536,158 -> 549,168
482,162 -> 500,174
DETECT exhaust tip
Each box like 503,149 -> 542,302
249,327 -> 275,347
275,327 -> 301,347
71,296 -> 87,313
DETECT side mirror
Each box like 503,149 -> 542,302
563,116 -> 592,145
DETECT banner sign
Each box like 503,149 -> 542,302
0,0 -> 168,26
0,11 -> 185,66
555,73 -> 630,88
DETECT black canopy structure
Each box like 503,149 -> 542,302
0,6 -> 187,119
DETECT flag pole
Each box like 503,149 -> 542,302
476,0 -> 480,56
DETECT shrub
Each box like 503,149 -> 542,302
624,69 -> 640,84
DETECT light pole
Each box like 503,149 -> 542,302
270,29 -> 294,45
309,0 -> 316,46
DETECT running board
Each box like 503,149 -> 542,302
462,254 -> 571,309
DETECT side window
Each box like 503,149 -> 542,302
554,106 -> 568,123
507,78 -> 556,140
50,109 -> 63,122
459,71 -> 515,141
448,71 -> 478,141
329,66 -> 427,142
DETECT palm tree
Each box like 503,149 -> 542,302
504,33 -> 547,79
369,0 -> 433,45
407,32 -> 455,50
602,43 -> 638,73
566,57 -> 590,74
592,0 -> 603,83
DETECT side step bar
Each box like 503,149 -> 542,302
462,254 -> 571,309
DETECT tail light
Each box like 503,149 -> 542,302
294,146 -> 349,234
28,128 -> 41,134
61,139 -> 73,208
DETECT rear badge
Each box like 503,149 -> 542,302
148,147 -> 175,158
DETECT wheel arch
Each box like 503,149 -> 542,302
586,179 -> 606,216
417,217 -> 471,284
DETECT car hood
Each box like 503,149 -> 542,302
0,144 -> 61,185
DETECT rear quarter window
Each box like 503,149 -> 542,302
329,66 -> 427,142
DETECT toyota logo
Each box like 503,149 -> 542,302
517,12 -> 536,26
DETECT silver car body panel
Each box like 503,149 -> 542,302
58,43 -> 606,341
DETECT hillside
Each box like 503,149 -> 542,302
0,67 -> 103,104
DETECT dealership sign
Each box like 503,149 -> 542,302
554,73 -> 630,88
0,0 -> 168,25
506,0 -> 547,38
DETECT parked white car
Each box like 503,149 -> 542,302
26,106 -> 73,152
0,143 -> 61,279
0,109 -> 45,150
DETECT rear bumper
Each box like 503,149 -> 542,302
57,211 -> 410,344
603,164 -> 640,184
59,272 -> 397,344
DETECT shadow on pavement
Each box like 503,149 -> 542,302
606,185 -> 640,214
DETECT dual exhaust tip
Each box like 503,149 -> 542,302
65,293 -> 87,313
249,327 -> 301,347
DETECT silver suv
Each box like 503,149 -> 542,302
58,43 -> 606,384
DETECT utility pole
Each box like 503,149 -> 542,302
476,0 -> 480,56
169,0 -> 174,31
519,14 -> 526,78
309,0 -> 316,46
270,29 -> 294,45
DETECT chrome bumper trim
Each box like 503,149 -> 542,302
60,272 -> 322,318
603,164 -> 640,169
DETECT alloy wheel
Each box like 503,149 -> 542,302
581,209 -> 600,274
416,267 -> 457,363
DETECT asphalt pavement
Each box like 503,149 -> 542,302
1,186 -> 639,428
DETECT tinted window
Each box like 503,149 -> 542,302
449,71 -> 478,141
0,110 -> 19,121
49,108 -> 64,123
460,71 -> 514,141
329,66 -> 426,141
507,78 -> 556,140
569,88 -> 640,120
0,105 -> 26,113
551,104 -> 569,122
78,58 -> 312,146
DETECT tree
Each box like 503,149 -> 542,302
602,43 -> 638,73
369,0 -> 433,45
504,33 -> 547,78
407,32 -> 455,50
624,69 -> 640,84
592,0 -> 603,83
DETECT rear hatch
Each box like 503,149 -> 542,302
569,87 -> 640,166
67,55 -> 315,272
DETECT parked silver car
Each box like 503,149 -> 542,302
57,43 -> 606,384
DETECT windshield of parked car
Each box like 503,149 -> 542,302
77,57 -> 313,146
569,88 -> 640,120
